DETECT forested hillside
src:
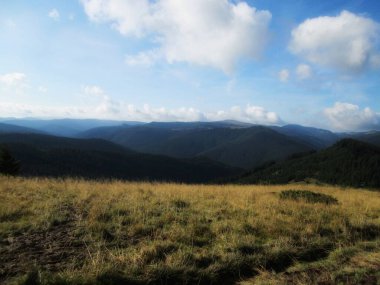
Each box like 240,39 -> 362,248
0,134 -> 240,183
236,139 -> 380,188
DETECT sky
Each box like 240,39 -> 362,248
0,0 -> 380,131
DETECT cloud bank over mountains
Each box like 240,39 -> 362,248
0,83 -> 282,125
0,101 -> 282,125
324,102 -> 380,131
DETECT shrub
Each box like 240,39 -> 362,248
279,190 -> 338,205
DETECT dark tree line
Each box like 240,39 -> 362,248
0,145 -> 20,176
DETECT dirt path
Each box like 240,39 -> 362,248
0,206 -> 86,283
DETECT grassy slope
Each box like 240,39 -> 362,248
0,177 -> 379,284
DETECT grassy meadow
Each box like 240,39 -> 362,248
0,176 -> 379,284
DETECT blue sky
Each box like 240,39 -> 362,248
0,0 -> 379,131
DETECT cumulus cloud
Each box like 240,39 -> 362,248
81,85 -> 122,115
296,64 -> 312,80
324,102 -> 380,131
80,0 -> 271,73
278,69 -> 290,82
48,9 -> 60,21
289,11 -> 380,73
0,72 -> 26,86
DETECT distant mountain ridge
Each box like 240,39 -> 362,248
0,122 -> 44,134
2,118 -> 379,147
79,124 -> 314,169
78,121 -> 380,169
0,133 -> 132,154
271,124 -> 340,149
0,118 -> 143,137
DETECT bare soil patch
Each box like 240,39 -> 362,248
0,206 -> 86,283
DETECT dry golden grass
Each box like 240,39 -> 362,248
0,176 -> 379,284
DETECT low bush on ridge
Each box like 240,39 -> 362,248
280,189 -> 338,205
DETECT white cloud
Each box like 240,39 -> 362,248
0,72 -> 26,86
81,85 -> 119,115
324,102 -> 380,131
38,86 -> 48,93
296,64 -> 312,80
289,11 -> 380,73
80,0 -> 271,73
82,85 -> 105,96
208,105 -> 281,124
278,69 -> 290,82
48,9 -> 60,21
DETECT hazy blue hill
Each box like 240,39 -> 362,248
199,127 -> 313,169
271,124 -> 339,149
142,127 -> 252,157
2,118 -> 143,137
0,133 -> 240,183
78,123 -> 232,155
0,133 -> 132,154
80,124 -> 313,169
0,123 -> 43,134
346,131 -> 380,147
78,120 -> 253,143
236,139 -> 380,188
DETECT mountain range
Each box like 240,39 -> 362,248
0,118 -> 379,186
79,124 -> 315,169
77,121 -> 380,169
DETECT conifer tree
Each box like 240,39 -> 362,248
0,146 -> 20,176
